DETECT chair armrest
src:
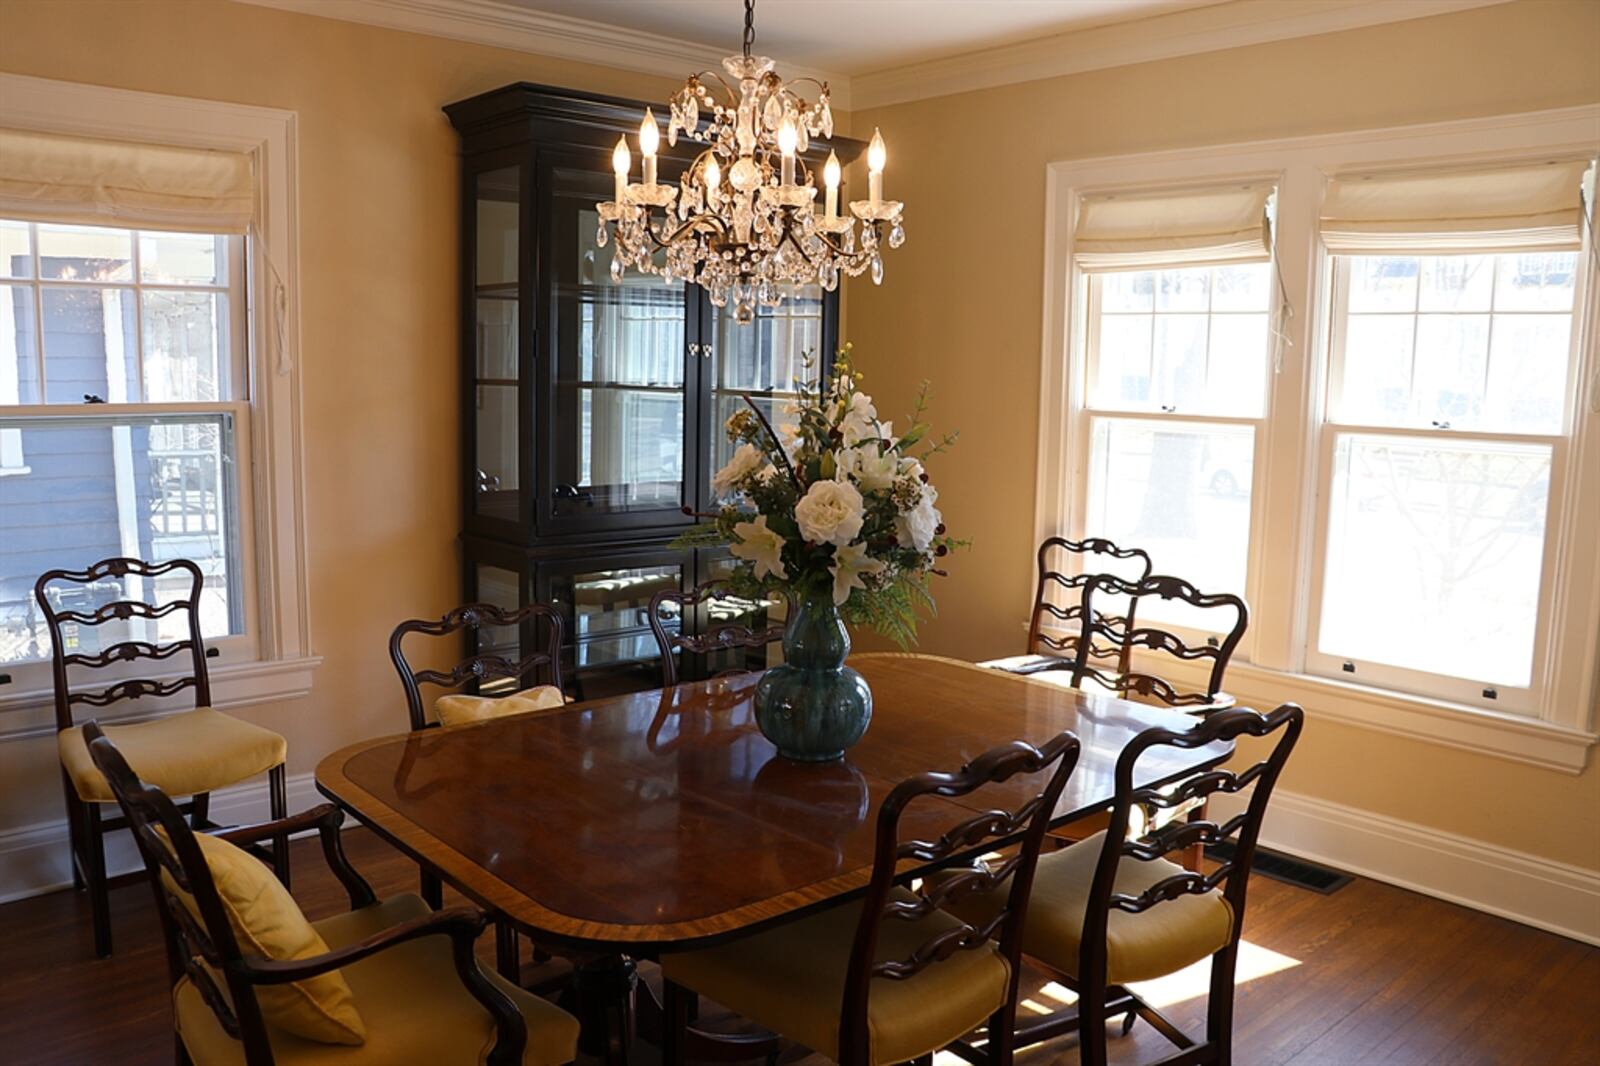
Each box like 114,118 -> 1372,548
235,907 -> 529,1066
215,803 -> 376,909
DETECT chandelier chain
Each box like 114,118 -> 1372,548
742,0 -> 756,59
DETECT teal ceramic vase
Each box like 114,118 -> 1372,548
753,587 -> 873,762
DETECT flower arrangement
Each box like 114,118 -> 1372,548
679,344 -> 961,647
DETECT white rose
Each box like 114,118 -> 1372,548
899,456 -> 924,481
838,392 -> 878,446
794,479 -> 865,546
895,483 -> 942,552
711,442 -> 765,495
837,443 -> 898,491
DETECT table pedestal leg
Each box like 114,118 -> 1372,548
570,954 -> 637,1066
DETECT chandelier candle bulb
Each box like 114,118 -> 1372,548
778,116 -> 798,187
824,150 -> 840,220
639,108 -> 659,187
867,129 -> 886,213
705,156 -> 721,206
611,136 -> 631,204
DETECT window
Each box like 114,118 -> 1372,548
1040,111 -> 1600,765
1081,261 -> 1272,628
0,219 -> 251,669
1309,251 -> 1578,707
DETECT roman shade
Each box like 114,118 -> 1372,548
1319,159 -> 1589,255
0,127 -> 254,234
1074,182 -> 1274,270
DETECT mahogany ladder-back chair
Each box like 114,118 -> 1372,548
81,722 -> 579,1066
388,601 -> 565,979
1071,573 -> 1249,714
660,732 -> 1082,1066
942,705 -> 1303,1066
36,557 -> 289,958
647,579 -> 786,686
994,537 -> 1153,679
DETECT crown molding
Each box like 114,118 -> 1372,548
848,0 -> 1515,111
231,0 -> 1518,115
232,0 -> 853,108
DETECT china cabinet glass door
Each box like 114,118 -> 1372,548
542,161 -> 697,533
702,285 -> 826,507
472,165 -> 523,527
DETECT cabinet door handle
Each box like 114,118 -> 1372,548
688,343 -> 701,357
702,344 -> 714,359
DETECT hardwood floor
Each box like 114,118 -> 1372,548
1,826 -> 1595,1065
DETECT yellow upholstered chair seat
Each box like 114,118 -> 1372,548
59,708 -> 287,804
434,685 -> 568,728
939,831 -> 1234,985
662,888 -> 1011,1065
174,892 -> 581,1066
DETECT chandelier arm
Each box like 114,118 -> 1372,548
636,210 -> 727,250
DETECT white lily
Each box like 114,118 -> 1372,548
730,514 -> 788,580
837,443 -> 899,490
830,542 -> 887,606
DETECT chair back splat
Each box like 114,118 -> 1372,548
1073,574 -> 1248,711
34,557 -> 213,731
841,732 -> 1082,1065
1027,537 -> 1152,672
648,579 -> 786,686
389,602 -> 564,731
1080,705 -> 1303,994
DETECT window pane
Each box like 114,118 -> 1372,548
42,287 -> 138,404
1339,314 -> 1413,424
37,224 -> 133,282
1493,252 -> 1577,312
0,414 -> 242,666
1205,313 -> 1269,416
1210,263 -> 1271,312
1347,256 -> 1417,313
1151,314 -> 1207,409
1085,417 -> 1254,629
1418,255 -> 1492,312
1484,314 -> 1571,434
142,290 -> 226,402
1318,435 -> 1550,688
1412,315 -> 1488,425
1099,270 -> 1153,312
1,283 -> 41,405
1155,267 -> 1209,312
1092,314 -> 1152,407
140,232 -> 224,286
1,220 -> 31,279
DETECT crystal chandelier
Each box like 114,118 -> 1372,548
598,0 -> 904,323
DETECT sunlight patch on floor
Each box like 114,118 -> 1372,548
1126,939 -> 1301,1009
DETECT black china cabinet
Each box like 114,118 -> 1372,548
445,83 -> 861,699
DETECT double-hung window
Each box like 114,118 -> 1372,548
1073,182 -> 1278,632
1309,161 -> 1593,712
0,121 -> 265,695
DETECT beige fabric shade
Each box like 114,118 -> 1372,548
0,127 -> 254,234
1320,159 -> 1589,255
1074,183 -> 1274,270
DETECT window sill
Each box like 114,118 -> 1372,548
0,655 -> 322,742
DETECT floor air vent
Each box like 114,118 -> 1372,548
1204,842 -> 1354,894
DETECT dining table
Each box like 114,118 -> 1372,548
315,652 -> 1234,1063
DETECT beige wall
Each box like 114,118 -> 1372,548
846,0 -> 1600,870
0,0 -> 698,836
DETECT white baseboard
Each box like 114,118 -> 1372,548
1213,788 -> 1600,946
0,771 -> 321,905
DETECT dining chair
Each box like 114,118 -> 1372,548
937,704 -> 1303,1066
1071,573 -> 1249,714
81,722 -> 580,1066
647,579 -> 787,686
659,731 -> 1083,1066
388,601 -> 566,978
36,556 -> 289,958
989,536 -> 1153,678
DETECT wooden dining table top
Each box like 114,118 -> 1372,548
315,654 -> 1233,952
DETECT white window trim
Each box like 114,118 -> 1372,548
1037,105 -> 1600,774
0,73 -> 318,716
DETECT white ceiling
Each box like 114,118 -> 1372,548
502,0 -> 1231,75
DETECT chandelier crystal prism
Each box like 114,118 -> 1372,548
597,0 -> 904,323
